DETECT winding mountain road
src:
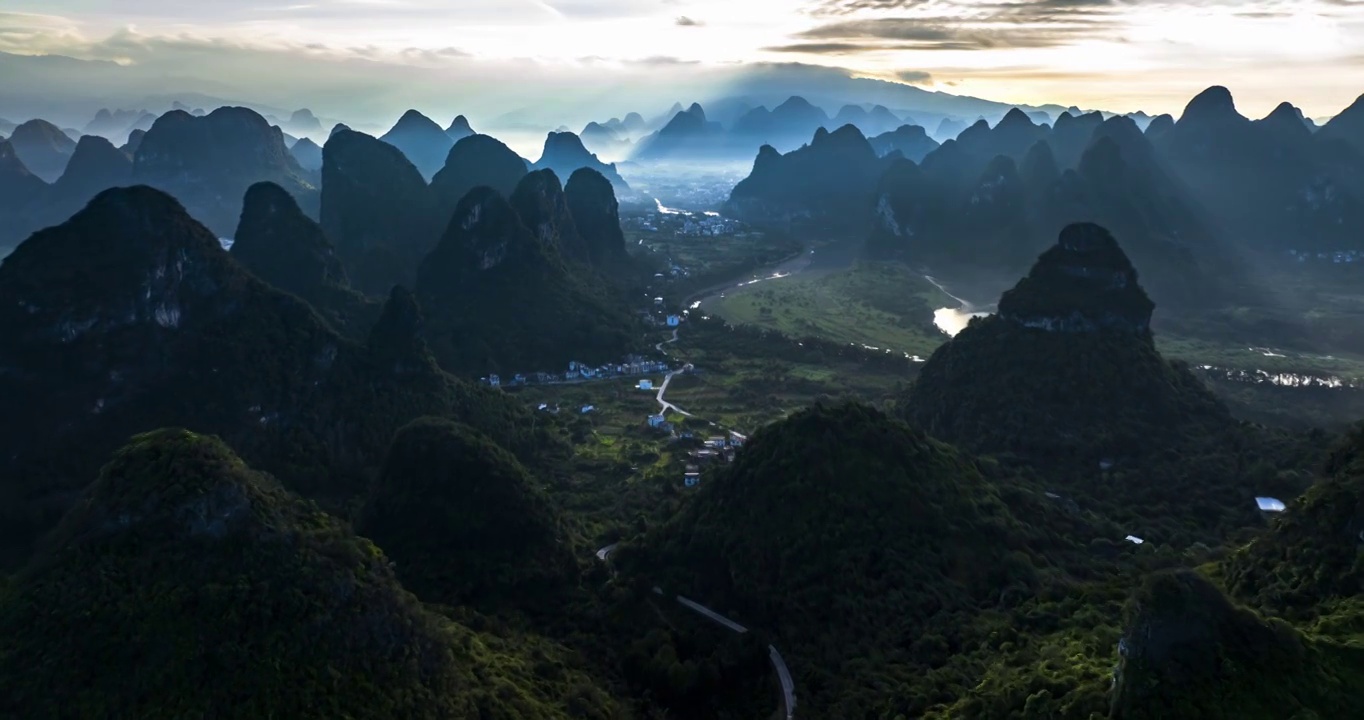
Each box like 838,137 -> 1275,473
655,369 -> 693,417
596,546 -> 796,719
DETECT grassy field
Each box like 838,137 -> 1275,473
708,262 -> 955,360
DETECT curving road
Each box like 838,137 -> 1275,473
655,369 -> 693,417
596,546 -> 796,719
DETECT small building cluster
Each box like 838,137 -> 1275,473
480,356 -> 671,388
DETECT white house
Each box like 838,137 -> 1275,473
581,405 -> 596,414
648,414 -> 667,428
654,297 -> 664,306
488,374 -> 501,387
638,379 -> 654,391
684,472 -> 701,487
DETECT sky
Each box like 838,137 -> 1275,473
1,0 -> 1361,129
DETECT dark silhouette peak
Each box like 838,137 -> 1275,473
320,128 -> 435,292
541,130 -> 589,157
378,111 -> 454,180
997,222 -> 1154,334
53,135 -> 132,196
1267,101 -> 1303,121
777,96 -> 816,111
0,139 -> 36,179
241,179 -> 301,215
509,168 -> 586,261
290,108 -> 318,123
812,126 -> 830,143
233,181 -> 349,299
1145,114 -> 1175,136
998,107 -> 1033,127
564,167 -> 627,266
121,129 -> 147,155
1181,85 -> 1241,123
1021,140 -> 1059,185
290,136 -> 323,171
447,114 -> 475,139
821,124 -> 870,148
393,109 -> 440,130
685,103 -> 707,122
533,131 -> 628,193
1260,102 -> 1312,138
12,118 -> 73,146
9,118 -> 77,182
432,133 -> 528,216
1,186 -> 225,316
368,285 -> 429,361
329,123 -> 350,138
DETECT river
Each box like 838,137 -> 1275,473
688,236 -> 864,310
923,274 -> 993,336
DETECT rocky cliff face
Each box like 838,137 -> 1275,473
996,222 -> 1154,334
901,222 -> 1231,464
509,169 -> 588,263
414,187 -> 634,374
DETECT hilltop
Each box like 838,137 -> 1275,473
133,107 -> 315,237
320,128 -> 439,293
414,186 -> 636,375
231,181 -> 378,338
0,429 -> 623,719
358,418 -> 577,614
616,402 -> 1125,718
0,186 -> 557,566
1110,570 -> 1364,720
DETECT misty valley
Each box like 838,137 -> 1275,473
3,46 -> 1364,720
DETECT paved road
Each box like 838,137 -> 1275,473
595,547 -> 796,719
656,327 -> 680,356
656,369 -> 693,417
677,595 -> 749,633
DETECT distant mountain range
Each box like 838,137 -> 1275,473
720,87 -> 1364,314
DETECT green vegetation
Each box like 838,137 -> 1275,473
623,216 -> 802,300
416,186 -> 638,376
1110,570 -> 1364,720
0,187 -> 561,568
0,429 -> 626,720
709,261 -> 952,357
615,402 -> 1137,719
358,418 -> 578,614
1218,425 -> 1364,625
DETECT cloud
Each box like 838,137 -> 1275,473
675,15 -> 704,26
788,0 -> 1121,51
895,69 -> 933,83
